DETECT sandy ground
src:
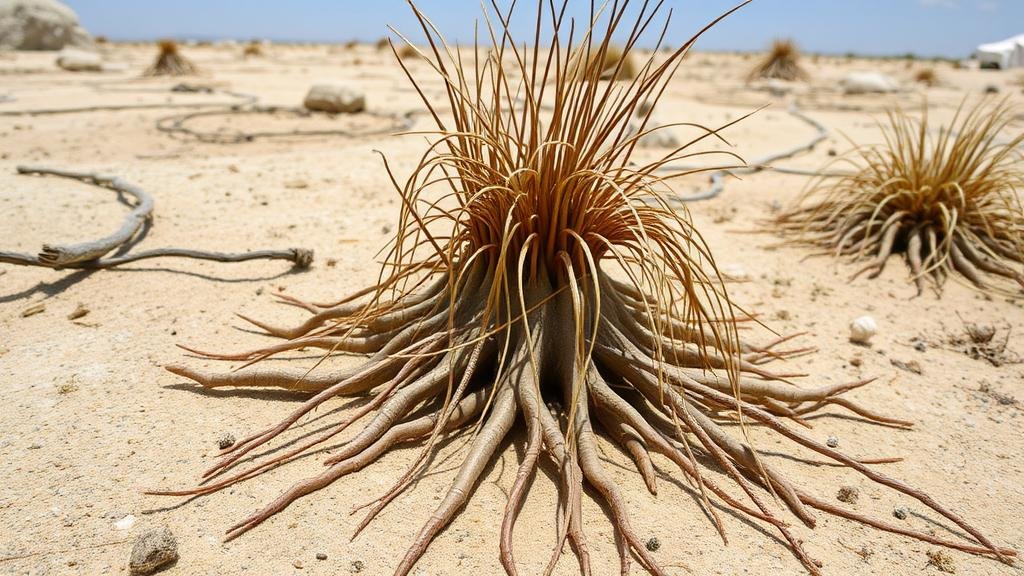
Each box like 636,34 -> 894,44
1,41 -> 1022,576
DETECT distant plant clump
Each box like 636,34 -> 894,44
747,39 -> 809,82
144,40 -> 199,76
775,98 -> 1024,296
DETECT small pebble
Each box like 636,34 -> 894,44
927,549 -> 956,573
836,485 -> 859,504
316,553 -> 327,561
914,341 -> 927,352
893,506 -> 908,520
645,537 -> 660,552
217,433 -> 236,450
349,560 -> 365,573
826,435 -> 839,448
293,559 -> 304,569
129,526 -> 178,575
849,315 -> 877,345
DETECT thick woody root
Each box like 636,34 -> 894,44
158,270 -> 1014,576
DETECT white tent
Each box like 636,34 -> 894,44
976,34 -> 1024,69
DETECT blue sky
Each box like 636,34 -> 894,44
67,1 -> 1021,59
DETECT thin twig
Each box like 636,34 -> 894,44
1,165 -> 312,271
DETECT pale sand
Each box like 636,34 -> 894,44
1,43 -> 1022,576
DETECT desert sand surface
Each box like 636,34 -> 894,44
1,41 -> 1022,576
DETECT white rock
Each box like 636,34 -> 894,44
841,72 -> 900,95
303,83 -> 366,114
0,0 -> 93,50
114,514 -> 136,530
849,315 -> 877,345
55,47 -> 100,71
721,263 -> 750,281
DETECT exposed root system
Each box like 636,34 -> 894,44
157,2 -> 1014,575
775,98 -> 1024,297
155,104 -> 416,144
0,166 -> 311,270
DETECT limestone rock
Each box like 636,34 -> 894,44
55,47 -> 100,71
128,526 -> 178,575
841,71 -> 900,95
0,0 -> 93,51
303,83 -> 366,114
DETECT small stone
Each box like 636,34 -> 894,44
826,435 -> 839,448
21,303 -> 46,317
914,341 -> 927,352
284,179 -> 309,189
315,552 -> 327,561
836,485 -> 859,504
721,264 -> 750,282
303,83 -> 366,114
129,526 -> 178,575
645,537 -> 660,552
56,48 -> 102,71
893,506 -> 908,520
926,549 -> 956,573
984,84 -> 1000,94
115,514 -> 136,530
67,303 -> 89,320
349,560 -> 365,573
890,358 -> 922,375
849,315 -> 877,345
849,356 -> 863,367
293,560 -> 304,569
217,432 -> 236,450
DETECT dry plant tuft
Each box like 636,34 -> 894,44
775,98 -> 1024,296
144,39 -> 199,76
242,40 -> 264,58
914,68 -> 938,87
747,38 -> 809,82
396,42 -> 420,60
157,2 -> 1015,575
571,42 -> 638,81
375,37 -> 390,51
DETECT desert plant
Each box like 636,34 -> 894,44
375,37 -> 390,51
157,2 -> 1014,575
571,42 -> 638,81
747,39 -> 809,82
914,67 -> 938,86
775,98 -> 1024,296
242,40 -> 264,58
144,39 -> 198,76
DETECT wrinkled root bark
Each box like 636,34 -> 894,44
776,208 -> 1024,296
157,265 -> 1014,575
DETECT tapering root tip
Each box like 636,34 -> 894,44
165,364 -> 212,387
291,248 -> 314,269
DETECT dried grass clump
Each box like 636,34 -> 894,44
747,39 -> 809,82
776,98 -> 1024,296
144,40 -> 198,76
914,68 -> 938,87
156,2 -> 1015,575
375,37 -> 390,51
396,43 -> 420,60
242,41 -> 264,58
570,42 -> 638,81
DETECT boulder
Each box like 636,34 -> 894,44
841,71 -> 900,95
55,47 -> 100,71
303,83 -> 366,114
0,0 -> 93,50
